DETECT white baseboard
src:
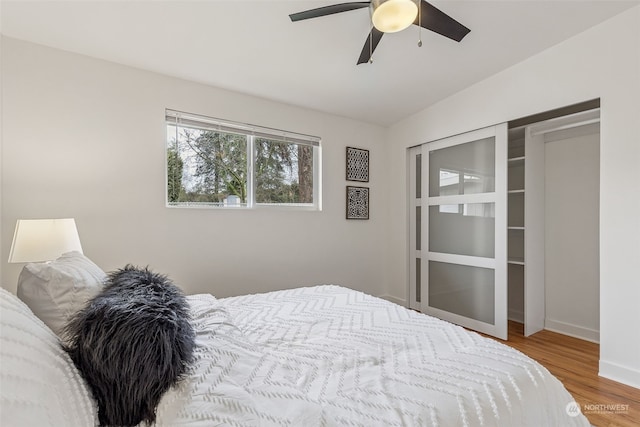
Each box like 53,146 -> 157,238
544,318 -> 599,343
508,309 -> 524,323
378,294 -> 407,307
599,360 -> 640,390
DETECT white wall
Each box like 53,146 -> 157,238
0,37 -> 390,299
544,126 -> 600,343
386,6 -> 640,388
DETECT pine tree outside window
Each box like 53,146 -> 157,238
166,110 -> 321,209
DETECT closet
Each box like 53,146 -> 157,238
408,102 -> 600,341
507,107 -> 600,338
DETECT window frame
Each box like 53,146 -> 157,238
165,109 -> 322,210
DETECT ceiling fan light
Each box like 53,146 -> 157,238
371,0 -> 418,33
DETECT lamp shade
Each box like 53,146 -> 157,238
371,0 -> 418,33
8,219 -> 83,263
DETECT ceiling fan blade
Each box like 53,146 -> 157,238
415,0 -> 470,42
289,2 -> 370,22
357,27 -> 384,65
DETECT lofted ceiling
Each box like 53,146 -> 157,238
1,0 -> 638,126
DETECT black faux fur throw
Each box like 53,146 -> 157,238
64,265 -> 196,427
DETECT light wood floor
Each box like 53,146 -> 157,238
484,322 -> 640,427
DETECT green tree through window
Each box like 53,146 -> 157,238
166,110 -> 320,208
255,138 -> 313,204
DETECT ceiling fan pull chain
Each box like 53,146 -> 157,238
418,0 -> 423,47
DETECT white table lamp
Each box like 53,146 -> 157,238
8,218 -> 83,263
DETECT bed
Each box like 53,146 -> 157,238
1,271 -> 589,426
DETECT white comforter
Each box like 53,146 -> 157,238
154,285 -> 589,426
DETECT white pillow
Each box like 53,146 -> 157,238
0,287 -> 98,426
16,251 -> 106,339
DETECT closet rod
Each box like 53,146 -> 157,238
530,117 -> 600,136
527,108 -> 600,136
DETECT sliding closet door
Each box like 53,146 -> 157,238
421,124 -> 508,339
408,146 -> 423,311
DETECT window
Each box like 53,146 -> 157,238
166,110 -> 321,209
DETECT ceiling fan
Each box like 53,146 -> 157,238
289,0 -> 470,64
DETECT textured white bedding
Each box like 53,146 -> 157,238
155,285 -> 590,426
0,288 -> 97,426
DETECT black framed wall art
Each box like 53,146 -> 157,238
346,147 -> 369,182
346,186 -> 369,220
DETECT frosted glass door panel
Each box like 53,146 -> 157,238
429,203 -> 495,258
416,206 -> 421,251
416,258 -> 421,303
429,137 -> 495,197
416,154 -> 422,198
429,261 -> 495,324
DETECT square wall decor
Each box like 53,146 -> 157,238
346,147 -> 369,182
346,186 -> 369,220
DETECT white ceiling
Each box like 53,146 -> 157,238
1,0 -> 638,126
